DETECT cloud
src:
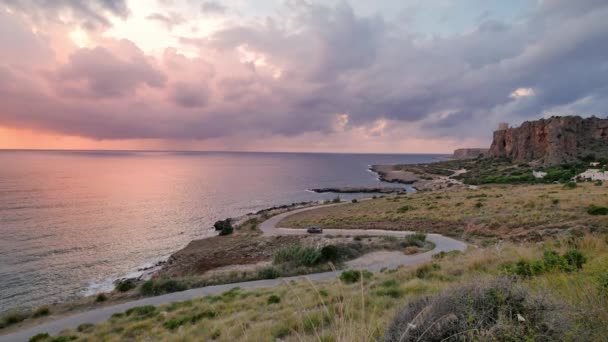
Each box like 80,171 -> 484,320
1,1 -> 608,151
201,1 -> 228,16
52,42 -> 166,98
146,12 -> 185,30
1,0 -> 130,29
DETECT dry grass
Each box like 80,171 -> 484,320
42,234 -> 608,341
279,183 -> 608,242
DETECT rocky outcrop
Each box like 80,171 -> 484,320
310,187 -> 407,194
452,148 -> 489,159
489,116 -> 608,165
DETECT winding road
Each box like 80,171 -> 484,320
1,204 -> 466,341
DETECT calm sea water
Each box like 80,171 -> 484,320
0,150 -> 443,312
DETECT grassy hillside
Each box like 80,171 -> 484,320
280,183 -> 608,242
30,235 -> 608,341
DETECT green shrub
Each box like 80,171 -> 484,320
162,311 -> 216,330
475,201 -> 483,208
214,219 -> 234,236
563,249 -> 587,270
267,295 -> 281,304
32,305 -> 50,318
29,333 -> 50,342
402,233 -> 427,248
563,181 -> 577,189
320,245 -> 339,262
273,245 -> 322,267
332,196 -> 341,203
339,269 -> 372,284
258,266 -> 281,279
351,199 -> 358,203
505,249 -> 586,277
375,287 -> 403,298
115,279 -> 137,292
140,279 -> 187,296
125,305 -> 157,318
397,205 -> 414,213
595,180 -> 603,186
95,293 -> 107,302
598,272 -> 608,296
318,289 -> 329,297
587,205 -> 608,215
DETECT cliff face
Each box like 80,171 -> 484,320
489,116 -> 608,165
452,148 -> 489,159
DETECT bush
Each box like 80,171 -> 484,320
29,333 -> 50,342
32,305 -> 50,318
339,269 -> 372,284
332,196 -> 341,203
595,180 -> 603,186
320,245 -> 339,262
95,293 -> 107,303
162,311 -> 216,330
115,278 -> 137,292
505,249 -> 586,277
140,279 -> 187,296
267,295 -> 281,304
587,205 -> 608,215
475,201 -> 483,208
273,245 -> 322,267
125,305 -> 157,318
384,277 -> 569,342
402,233 -> 426,248
351,198 -> 358,203
563,181 -> 577,189
1,310 -> 29,328
258,266 -> 281,279
214,219 -> 234,236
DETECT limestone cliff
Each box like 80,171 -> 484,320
489,116 -> 608,165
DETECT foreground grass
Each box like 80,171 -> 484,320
280,183 -> 608,242
34,234 -> 608,341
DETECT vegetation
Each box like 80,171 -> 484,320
588,205 -> 608,216
214,219 -> 234,236
39,234 -> 608,341
32,306 -> 50,318
140,279 -> 188,296
114,279 -> 137,292
280,182 -> 608,241
339,269 -> 372,284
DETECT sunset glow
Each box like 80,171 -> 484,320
1,1 -> 607,152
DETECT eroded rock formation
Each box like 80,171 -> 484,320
489,116 -> 608,165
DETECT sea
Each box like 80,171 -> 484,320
0,150 -> 444,312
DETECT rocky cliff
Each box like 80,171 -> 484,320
452,148 -> 489,159
489,116 -> 608,165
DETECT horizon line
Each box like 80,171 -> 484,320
0,148 -> 452,156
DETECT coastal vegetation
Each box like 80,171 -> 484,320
32,234 -> 608,341
280,182 -> 608,242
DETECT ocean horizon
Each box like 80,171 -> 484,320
0,150 -> 444,312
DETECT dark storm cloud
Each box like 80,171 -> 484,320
1,0 -> 608,143
53,45 -> 167,98
0,0 -> 129,29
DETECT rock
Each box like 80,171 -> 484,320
310,187 -> 407,194
489,116 -> 608,166
452,148 -> 489,159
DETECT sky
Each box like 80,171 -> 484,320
0,0 -> 607,153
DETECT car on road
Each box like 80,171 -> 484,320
306,226 -> 323,234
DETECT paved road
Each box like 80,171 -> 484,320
2,204 -> 466,341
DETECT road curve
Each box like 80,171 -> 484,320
2,204 -> 466,341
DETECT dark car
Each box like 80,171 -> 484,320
306,226 -> 323,234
